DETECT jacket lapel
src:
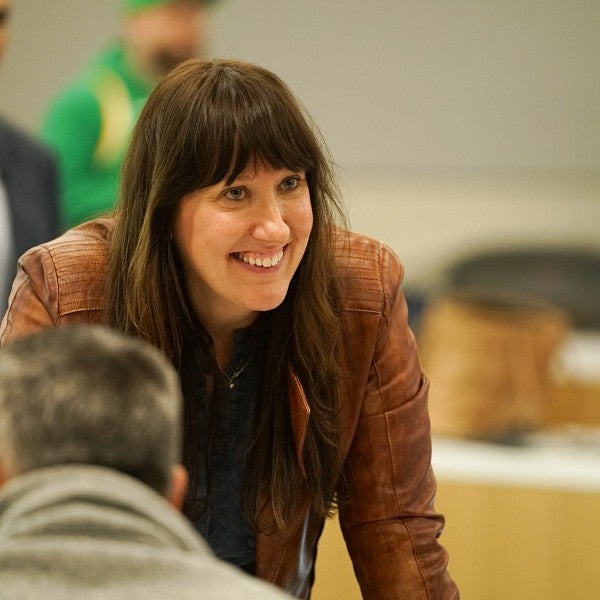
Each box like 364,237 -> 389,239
288,370 -> 311,477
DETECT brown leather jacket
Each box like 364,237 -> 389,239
0,218 -> 459,599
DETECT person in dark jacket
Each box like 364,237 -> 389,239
0,0 -> 60,313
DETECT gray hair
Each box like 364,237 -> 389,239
0,325 -> 182,495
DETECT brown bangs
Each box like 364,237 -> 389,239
162,59 -> 320,191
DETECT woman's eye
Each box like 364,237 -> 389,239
225,188 -> 245,201
281,176 -> 299,190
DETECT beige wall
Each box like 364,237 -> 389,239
2,1 -> 599,170
0,0 -> 119,131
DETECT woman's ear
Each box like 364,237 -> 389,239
167,463 -> 189,511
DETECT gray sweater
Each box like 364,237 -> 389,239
0,464 -> 291,599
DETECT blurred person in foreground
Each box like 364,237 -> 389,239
0,325 -> 291,600
40,0 -> 216,229
0,0 -> 59,313
2,58 -> 459,599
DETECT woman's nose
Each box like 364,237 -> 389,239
251,197 -> 290,242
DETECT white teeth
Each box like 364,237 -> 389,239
238,250 -> 284,268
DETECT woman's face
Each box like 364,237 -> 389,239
173,161 -> 313,333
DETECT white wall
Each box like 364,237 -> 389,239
2,0 -> 599,289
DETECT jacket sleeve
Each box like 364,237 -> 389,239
0,247 -> 59,346
338,243 -> 459,600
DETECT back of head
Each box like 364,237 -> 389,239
0,326 -> 182,494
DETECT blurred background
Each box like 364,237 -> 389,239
2,1 -> 599,598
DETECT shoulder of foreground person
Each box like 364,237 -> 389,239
0,219 -> 113,345
0,466 -> 293,600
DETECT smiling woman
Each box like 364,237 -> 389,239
0,58 -> 459,599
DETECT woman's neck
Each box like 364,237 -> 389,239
186,298 -> 256,369
211,332 -> 235,370
204,316 -> 258,370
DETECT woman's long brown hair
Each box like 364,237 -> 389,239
106,59 -> 347,531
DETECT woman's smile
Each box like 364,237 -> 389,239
234,247 -> 286,268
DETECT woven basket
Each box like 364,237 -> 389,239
418,288 -> 570,441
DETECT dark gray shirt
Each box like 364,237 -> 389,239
193,328 -> 259,573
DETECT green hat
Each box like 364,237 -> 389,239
122,0 -> 216,13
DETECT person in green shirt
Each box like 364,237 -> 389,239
40,0 -> 216,229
